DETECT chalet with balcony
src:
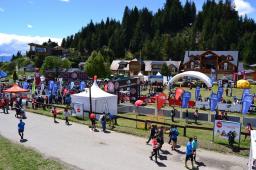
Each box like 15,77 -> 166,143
182,50 -> 239,79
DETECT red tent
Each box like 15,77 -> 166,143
3,84 -> 29,93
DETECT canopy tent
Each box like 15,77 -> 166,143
0,70 -> 7,79
168,71 -> 212,88
138,72 -> 143,76
3,84 -> 29,93
71,80 -> 118,117
156,72 -> 162,76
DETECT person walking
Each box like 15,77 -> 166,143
89,112 -> 96,131
149,135 -> 159,163
171,107 -> 176,122
63,108 -> 70,125
100,113 -> 107,132
193,109 -> 199,124
185,109 -> 189,124
244,123 -> 253,141
51,107 -> 58,123
168,125 -> 174,144
157,126 -> 164,156
171,125 -> 179,150
18,119 -> 25,141
146,125 -> 156,144
192,136 -> 198,162
185,138 -> 194,168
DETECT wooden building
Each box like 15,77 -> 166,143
182,50 -> 239,79
110,59 -> 181,76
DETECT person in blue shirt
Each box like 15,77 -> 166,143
18,119 -> 25,140
171,125 -> 179,150
192,136 -> 198,162
185,137 -> 194,168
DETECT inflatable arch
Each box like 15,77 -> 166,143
168,71 -> 212,88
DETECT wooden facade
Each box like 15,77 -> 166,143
182,50 -> 238,78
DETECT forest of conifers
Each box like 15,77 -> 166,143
61,0 -> 256,65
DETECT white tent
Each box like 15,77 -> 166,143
71,80 -> 118,116
156,72 -> 162,76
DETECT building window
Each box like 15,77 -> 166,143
224,63 -> 228,70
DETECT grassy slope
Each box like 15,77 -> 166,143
0,135 -> 65,170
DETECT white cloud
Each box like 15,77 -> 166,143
234,0 -> 255,16
60,0 -> 70,2
0,33 -> 62,57
27,24 -> 33,29
0,8 -> 4,12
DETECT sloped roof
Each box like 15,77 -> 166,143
183,51 -> 239,66
110,60 -> 129,71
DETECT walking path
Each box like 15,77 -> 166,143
0,111 -> 248,170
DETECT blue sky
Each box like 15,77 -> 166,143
0,0 -> 256,57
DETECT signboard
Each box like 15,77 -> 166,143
214,120 -> 241,140
249,130 -> 256,170
73,103 -> 84,118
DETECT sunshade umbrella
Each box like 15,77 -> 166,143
3,84 -> 29,93
135,100 -> 143,107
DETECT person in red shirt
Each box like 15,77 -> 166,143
149,135 -> 159,162
51,107 -> 58,123
89,112 -> 96,131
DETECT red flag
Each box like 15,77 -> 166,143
157,93 -> 167,110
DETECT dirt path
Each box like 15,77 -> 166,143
0,111 -> 248,170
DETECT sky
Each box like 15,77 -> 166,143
0,0 -> 256,57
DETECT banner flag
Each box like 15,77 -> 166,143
242,89 -> 250,101
210,93 -> 218,111
181,91 -> 191,108
195,86 -> 200,101
242,95 -> 253,114
217,87 -> 224,102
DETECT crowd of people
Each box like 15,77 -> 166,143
146,124 -> 198,168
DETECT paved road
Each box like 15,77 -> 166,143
0,111 -> 248,170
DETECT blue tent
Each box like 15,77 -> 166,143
0,70 -> 7,78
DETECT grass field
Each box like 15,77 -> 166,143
26,107 -> 251,157
0,135 -> 65,170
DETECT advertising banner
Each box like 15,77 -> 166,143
195,86 -> 200,101
214,120 -> 241,140
217,87 -> 224,102
242,89 -> 250,101
73,103 -> 84,118
181,91 -> 191,108
210,93 -> 218,111
242,95 -> 253,114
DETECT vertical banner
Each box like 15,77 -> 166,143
217,87 -> 224,102
218,80 -> 222,87
32,81 -> 35,94
157,93 -> 167,110
80,81 -> 85,91
242,95 -> 253,114
70,81 -> 74,90
242,89 -> 250,101
195,86 -> 200,101
23,81 -> 28,89
181,91 -> 191,108
210,93 -> 218,111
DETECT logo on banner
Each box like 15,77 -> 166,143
217,121 -> 222,128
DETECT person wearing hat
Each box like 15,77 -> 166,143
192,136 -> 198,162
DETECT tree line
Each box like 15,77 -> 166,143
61,0 -> 256,65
